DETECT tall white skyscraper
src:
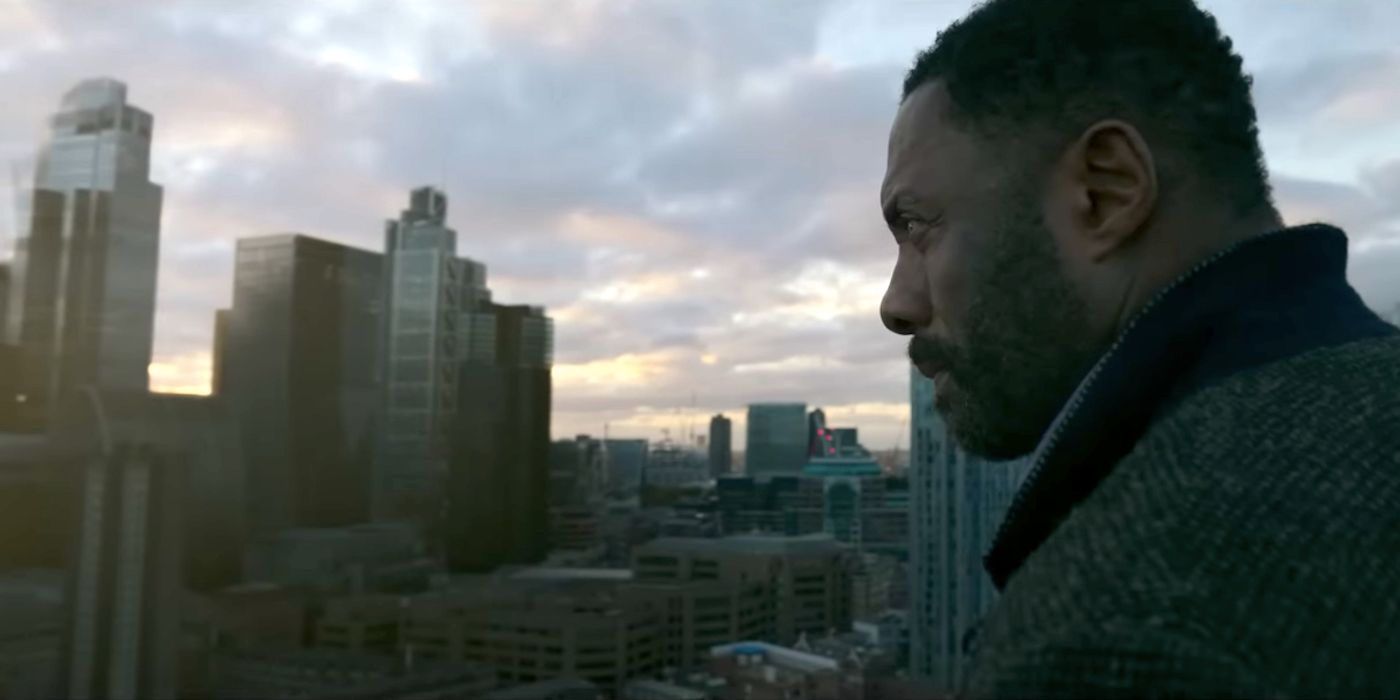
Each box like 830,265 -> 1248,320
5,78 -> 163,420
908,365 -> 1029,691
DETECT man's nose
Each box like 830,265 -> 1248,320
880,253 -> 931,336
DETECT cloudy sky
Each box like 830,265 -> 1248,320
1,1 -> 1397,450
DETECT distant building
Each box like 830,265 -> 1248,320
314,593 -> 404,655
604,438 -> 649,494
246,522 -> 435,595
645,441 -> 709,490
633,534 -> 854,644
448,303 -> 553,572
745,403 -> 807,476
376,186 -> 489,523
483,678 -> 603,700
621,679 -> 709,700
703,641 -> 863,700
547,435 -> 608,554
218,234 -> 382,535
908,366 -> 1028,691
707,414 -> 732,478
5,78 -> 163,427
401,574 -> 664,694
208,649 -> 495,700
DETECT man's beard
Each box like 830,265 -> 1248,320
909,199 -> 1101,460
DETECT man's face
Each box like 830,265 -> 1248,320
879,82 -> 1101,460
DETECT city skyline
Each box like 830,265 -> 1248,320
1,2 -> 1398,450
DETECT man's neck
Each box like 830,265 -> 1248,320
1110,206 -> 1284,338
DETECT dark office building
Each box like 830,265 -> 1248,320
447,304 -> 553,572
220,234 -> 382,536
708,414 -> 732,478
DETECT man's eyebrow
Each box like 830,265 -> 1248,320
882,193 -> 915,231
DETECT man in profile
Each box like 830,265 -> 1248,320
879,0 -> 1400,696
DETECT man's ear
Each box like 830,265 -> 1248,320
1057,119 -> 1158,262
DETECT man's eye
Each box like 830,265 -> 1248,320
905,219 -> 930,239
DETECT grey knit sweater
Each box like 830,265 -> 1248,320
962,225 -> 1400,698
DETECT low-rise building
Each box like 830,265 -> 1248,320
208,648 -> 494,700
633,534 -> 854,644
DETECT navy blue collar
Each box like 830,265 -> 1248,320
984,224 -> 1397,590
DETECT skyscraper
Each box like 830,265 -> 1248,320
5,78 -> 162,424
745,403 -> 807,477
907,366 -> 1028,691
219,234 -> 383,536
708,414 -> 732,477
58,391 -> 184,700
376,187 -> 490,523
448,303 -> 553,571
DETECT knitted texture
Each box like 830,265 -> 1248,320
963,334 -> 1400,698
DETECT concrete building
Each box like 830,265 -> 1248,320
0,393 -> 245,592
5,78 -> 163,426
217,234 -> 382,535
907,366 -> 1029,691
315,593 -> 404,655
58,392 -> 186,700
376,186 -> 489,522
483,678 -> 603,700
247,522 -> 435,595
745,404 -> 807,477
208,649 -> 495,700
632,534 -> 854,644
708,414 -> 732,478
400,574 -> 665,694
622,679 -> 710,700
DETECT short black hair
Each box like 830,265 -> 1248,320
904,0 -> 1273,214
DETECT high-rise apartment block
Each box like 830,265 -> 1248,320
5,78 -> 162,425
218,234 -> 382,535
708,414 -> 732,478
907,366 -> 1028,691
745,403 -> 807,477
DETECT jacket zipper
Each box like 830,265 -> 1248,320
990,230 -> 1285,553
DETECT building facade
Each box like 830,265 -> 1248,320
59,394 -> 186,700
632,534 -> 853,645
907,366 -> 1029,691
219,234 -> 382,536
604,438 -> 648,495
5,78 -> 163,425
744,403 -> 807,477
376,187 -> 488,522
448,304 -> 552,572
707,414 -> 732,478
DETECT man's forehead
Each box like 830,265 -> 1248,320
884,82 -> 956,200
